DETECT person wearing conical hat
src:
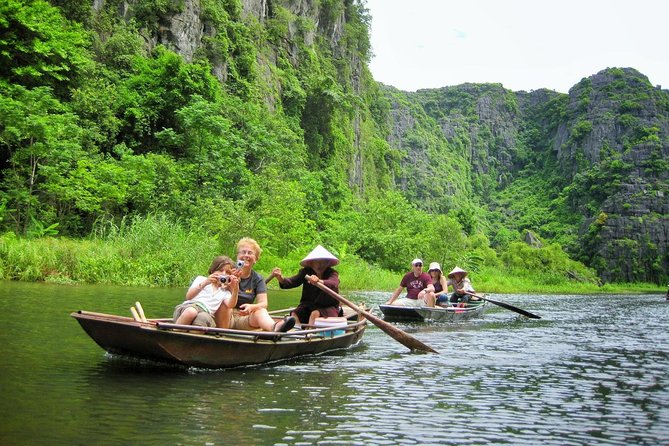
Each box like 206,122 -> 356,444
446,266 -> 475,307
385,258 -> 436,307
267,245 -> 341,326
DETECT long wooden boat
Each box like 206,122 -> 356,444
71,310 -> 366,369
378,299 -> 488,322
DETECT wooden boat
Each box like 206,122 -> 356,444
71,310 -> 366,369
378,298 -> 488,322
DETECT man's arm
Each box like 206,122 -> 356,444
386,286 -> 404,305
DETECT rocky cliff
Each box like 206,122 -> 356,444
58,1 -> 668,283
102,0 -> 354,91
385,68 -> 668,283
561,69 -> 669,282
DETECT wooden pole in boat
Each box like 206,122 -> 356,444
130,306 -> 142,322
307,276 -> 438,354
135,302 -> 148,323
464,291 -> 541,319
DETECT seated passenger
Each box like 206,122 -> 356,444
427,262 -> 450,307
214,238 -> 295,332
384,258 -> 435,307
174,256 -> 239,327
447,266 -> 475,307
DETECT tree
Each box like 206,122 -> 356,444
0,83 -> 86,234
0,0 -> 91,98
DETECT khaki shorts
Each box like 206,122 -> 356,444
229,312 -> 254,331
172,303 -> 215,327
394,297 -> 425,307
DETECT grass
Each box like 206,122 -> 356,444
0,226 -> 665,295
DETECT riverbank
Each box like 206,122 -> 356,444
0,233 -> 663,295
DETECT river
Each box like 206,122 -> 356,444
0,280 -> 667,445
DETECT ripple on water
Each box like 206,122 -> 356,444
3,287 -> 669,445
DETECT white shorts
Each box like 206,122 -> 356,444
393,297 -> 425,307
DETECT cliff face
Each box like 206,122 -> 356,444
560,69 -> 669,282
119,0 -> 350,84
385,68 -> 669,283
112,0 -> 375,192
74,2 -> 668,283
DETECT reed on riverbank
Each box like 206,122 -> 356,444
0,218 -> 663,295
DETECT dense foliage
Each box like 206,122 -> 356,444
0,0 -> 665,288
394,73 -> 668,285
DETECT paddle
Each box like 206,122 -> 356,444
464,291 -> 541,319
307,275 -> 438,353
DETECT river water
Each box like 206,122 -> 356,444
0,280 -> 667,445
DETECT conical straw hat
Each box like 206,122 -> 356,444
447,266 -> 468,278
300,245 -> 339,267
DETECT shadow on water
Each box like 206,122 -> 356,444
1,281 -> 668,445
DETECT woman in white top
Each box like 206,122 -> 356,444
173,256 -> 239,327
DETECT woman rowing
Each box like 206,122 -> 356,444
267,245 -> 341,327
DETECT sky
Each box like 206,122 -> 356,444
365,0 -> 669,93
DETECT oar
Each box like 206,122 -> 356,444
307,275 -> 438,353
464,291 -> 541,319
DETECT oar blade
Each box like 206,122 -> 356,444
467,292 -> 541,319
484,297 -> 541,319
309,276 -> 438,353
364,311 -> 438,353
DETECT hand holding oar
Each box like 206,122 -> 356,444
307,275 -> 438,353
464,291 -> 541,319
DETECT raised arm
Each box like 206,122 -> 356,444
185,275 -> 213,300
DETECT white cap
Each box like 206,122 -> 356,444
412,258 -> 423,266
428,262 -> 442,272
300,245 -> 339,267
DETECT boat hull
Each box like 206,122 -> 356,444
378,300 -> 487,322
71,311 -> 366,369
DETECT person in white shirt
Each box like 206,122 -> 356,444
173,256 -> 239,327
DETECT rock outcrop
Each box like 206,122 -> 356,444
386,68 -> 668,283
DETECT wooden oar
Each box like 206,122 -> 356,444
307,275 -> 438,353
267,307 -> 296,316
464,291 -> 541,319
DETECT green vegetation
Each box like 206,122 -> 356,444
0,0 -> 666,291
1,215 -> 652,293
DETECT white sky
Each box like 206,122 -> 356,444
365,0 -> 669,93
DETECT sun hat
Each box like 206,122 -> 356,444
428,262 -> 442,273
300,245 -> 339,267
447,266 -> 468,278
411,258 -> 423,266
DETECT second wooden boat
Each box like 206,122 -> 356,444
378,299 -> 488,322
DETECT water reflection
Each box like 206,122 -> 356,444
1,281 -> 668,445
